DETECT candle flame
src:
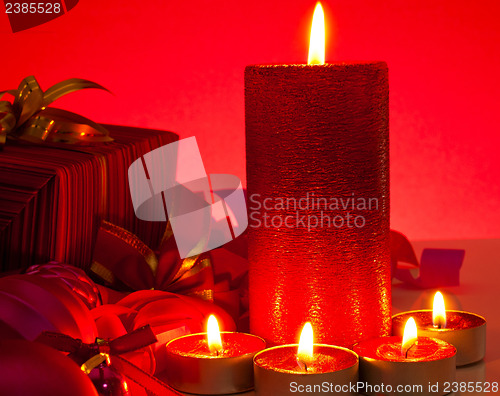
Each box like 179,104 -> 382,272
207,315 -> 222,354
297,322 -> 314,370
401,317 -> 418,357
308,2 -> 325,65
433,291 -> 447,329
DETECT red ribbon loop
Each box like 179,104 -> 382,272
91,221 -> 214,299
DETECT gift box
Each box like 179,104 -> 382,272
0,124 -> 178,271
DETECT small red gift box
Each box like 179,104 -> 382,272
0,125 -> 178,271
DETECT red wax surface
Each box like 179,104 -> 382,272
246,63 -> 391,347
166,332 -> 265,358
354,336 -> 456,362
254,345 -> 357,374
393,310 -> 486,332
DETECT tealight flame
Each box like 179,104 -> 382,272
207,314 -> 222,354
308,2 -> 325,65
401,317 -> 418,357
433,291 -> 447,329
297,322 -> 314,371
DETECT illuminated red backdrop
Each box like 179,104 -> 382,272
1,0 -> 499,240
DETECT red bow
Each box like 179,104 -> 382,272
91,221 -> 214,300
35,325 -> 181,396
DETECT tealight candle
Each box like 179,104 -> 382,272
253,323 -> 359,396
353,318 -> 456,396
392,291 -> 486,366
164,315 -> 266,394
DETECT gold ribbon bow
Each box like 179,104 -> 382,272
0,75 -> 113,149
91,221 -> 214,301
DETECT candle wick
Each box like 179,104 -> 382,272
405,342 -> 416,359
433,320 -> 444,329
296,357 -> 308,372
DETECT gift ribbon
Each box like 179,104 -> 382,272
91,221 -> 214,301
35,324 -> 158,358
0,76 -> 113,149
36,326 -> 182,396
390,230 -> 465,288
109,353 -> 182,395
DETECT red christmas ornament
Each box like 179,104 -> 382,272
0,274 -> 97,342
88,361 -> 130,396
36,327 -> 179,396
25,262 -> 102,309
0,339 -> 98,396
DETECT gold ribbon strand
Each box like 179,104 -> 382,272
0,76 -> 113,149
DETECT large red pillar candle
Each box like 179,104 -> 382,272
245,4 -> 390,347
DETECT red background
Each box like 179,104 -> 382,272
1,0 -> 499,241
